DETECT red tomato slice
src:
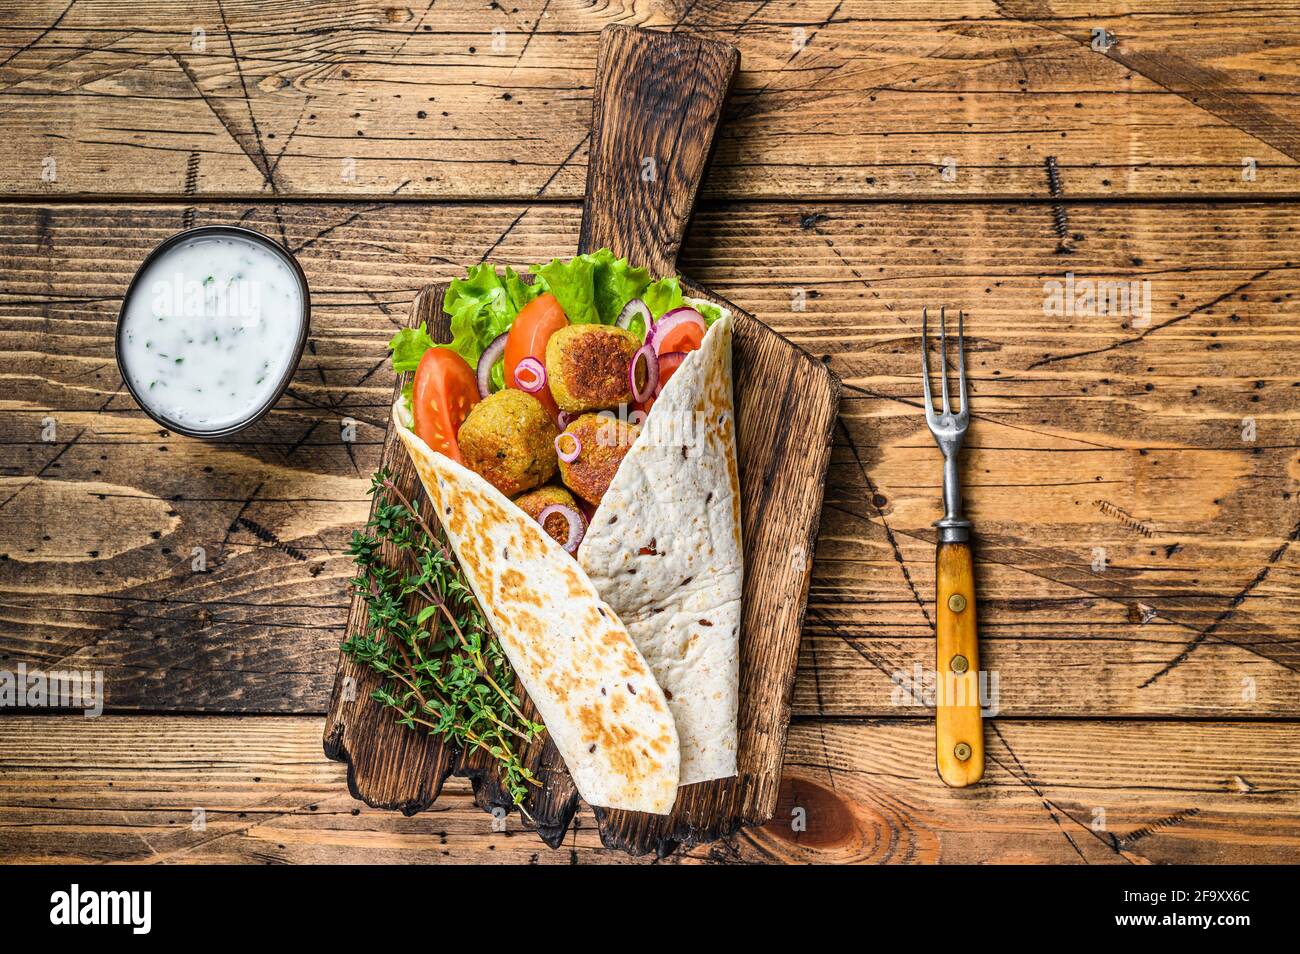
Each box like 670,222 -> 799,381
505,293 -> 568,421
412,346 -> 478,463
654,320 -> 704,356
656,351 -> 688,392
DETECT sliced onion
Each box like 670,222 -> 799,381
649,307 -> 706,355
538,503 -> 586,554
629,344 -> 659,404
555,431 -> 581,463
616,298 -> 651,335
476,332 -> 509,399
557,410 -> 575,430
513,356 -> 546,393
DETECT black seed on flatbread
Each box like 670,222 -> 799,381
663,689 -> 673,701
589,744 -> 597,753
699,619 -> 713,627
627,683 -> 636,694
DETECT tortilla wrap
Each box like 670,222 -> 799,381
393,411 -> 681,814
578,309 -> 742,785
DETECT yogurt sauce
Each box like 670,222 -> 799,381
118,232 -> 305,433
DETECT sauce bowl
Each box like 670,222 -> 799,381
114,225 -> 311,439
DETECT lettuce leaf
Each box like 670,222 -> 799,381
689,297 -> 725,324
389,323 -> 437,373
444,263 -> 537,368
531,248 -> 651,326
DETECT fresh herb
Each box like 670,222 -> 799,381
342,471 -> 545,809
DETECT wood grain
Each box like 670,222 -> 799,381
4,1 -> 1300,200
4,714 -> 1298,864
2,198 -> 1297,723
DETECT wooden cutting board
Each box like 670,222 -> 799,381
323,24 -> 841,857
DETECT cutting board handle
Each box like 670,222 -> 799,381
579,25 -> 739,277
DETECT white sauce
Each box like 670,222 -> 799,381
118,233 -> 305,432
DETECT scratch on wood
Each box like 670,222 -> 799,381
988,723 -> 1110,863
994,0 -> 1300,164
1141,517 -> 1300,688
0,0 -> 77,72
1027,267 -> 1275,369
835,418 -> 934,628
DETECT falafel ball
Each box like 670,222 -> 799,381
514,484 -> 582,548
557,412 -> 639,505
545,324 -> 639,413
457,388 -> 558,497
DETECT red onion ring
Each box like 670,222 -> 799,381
555,431 -> 581,463
513,356 -> 546,394
476,332 -> 509,399
650,307 -> 706,355
616,298 -> 652,336
629,344 -> 659,404
537,503 -> 586,554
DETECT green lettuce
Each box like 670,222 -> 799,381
389,323 -> 437,373
530,248 -> 651,326
444,263 -> 541,368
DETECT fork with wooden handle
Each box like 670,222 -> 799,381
921,307 -> 985,787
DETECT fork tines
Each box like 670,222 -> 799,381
921,306 -> 968,423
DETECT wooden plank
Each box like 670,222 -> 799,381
4,1 -> 1300,200
2,200 -> 1297,720
2,714 -> 1297,864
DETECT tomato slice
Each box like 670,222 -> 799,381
505,293 -> 568,421
656,351 -> 688,392
654,320 -> 704,356
411,346 -> 478,463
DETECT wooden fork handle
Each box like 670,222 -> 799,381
935,540 -> 985,787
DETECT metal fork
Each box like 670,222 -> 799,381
921,307 -> 984,787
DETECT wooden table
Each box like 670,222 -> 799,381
1,0 -> 1298,865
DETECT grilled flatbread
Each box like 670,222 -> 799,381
394,410 -> 681,814
579,309 -> 742,785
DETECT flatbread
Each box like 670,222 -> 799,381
394,410 -> 681,814
579,309 -> 742,785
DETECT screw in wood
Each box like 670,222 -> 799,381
1043,155 -> 1073,254
948,593 -> 967,613
951,654 -> 969,674
954,742 -> 972,761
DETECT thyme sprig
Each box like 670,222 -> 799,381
342,470 -> 545,808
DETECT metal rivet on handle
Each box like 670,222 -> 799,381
950,654 -> 969,674
954,742 -> 972,761
948,593 -> 967,613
